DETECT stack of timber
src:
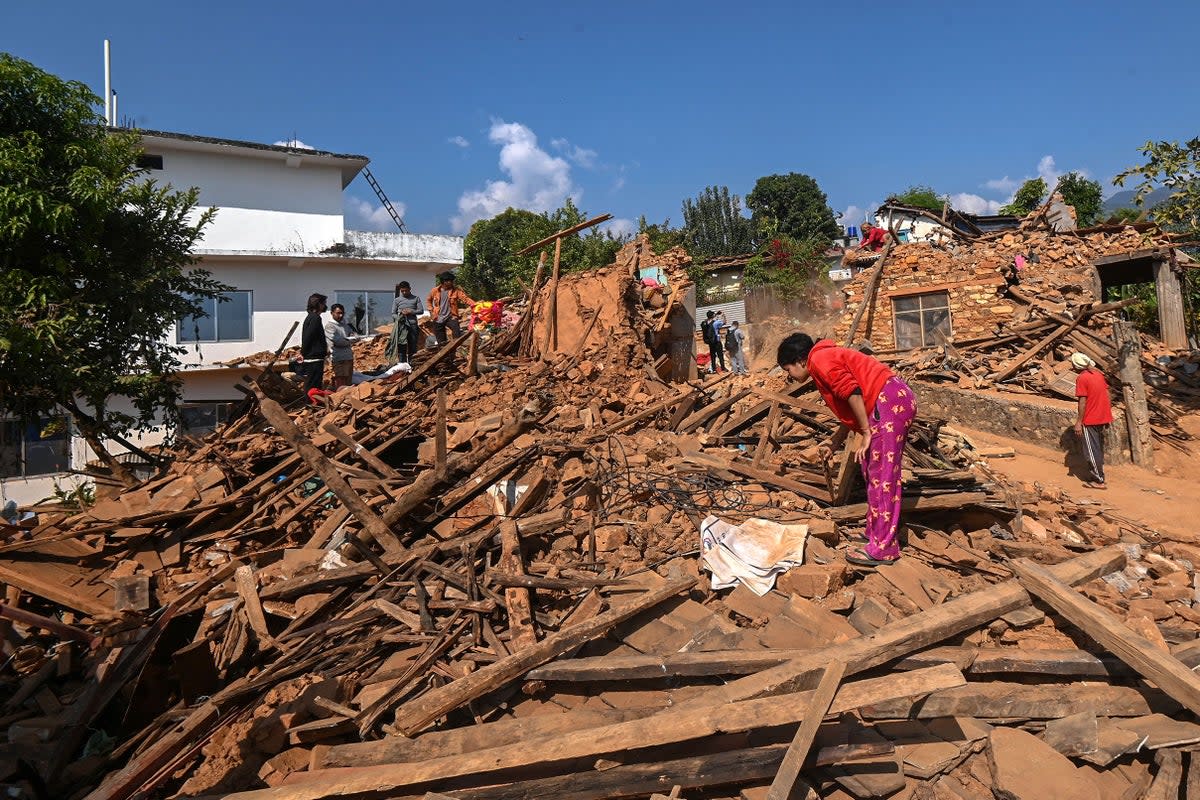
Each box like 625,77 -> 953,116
1,236 -> 1199,799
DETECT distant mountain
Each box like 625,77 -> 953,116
1103,186 -> 1175,214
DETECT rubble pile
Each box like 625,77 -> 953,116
2,239 -> 1200,800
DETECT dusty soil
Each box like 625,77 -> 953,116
957,413 -> 1200,543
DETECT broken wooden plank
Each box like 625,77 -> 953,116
234,565 -> 276,649
767,660 -> 846,800
257,394 -> 404,553
386,576 -> 696,737
826,491 -> 990,522
676,546 -> 1124,708
1011,558 -> 1200,716
498,520 -> 536,650
217,664 -> 965,800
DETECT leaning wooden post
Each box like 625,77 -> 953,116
1113,319 -> 1154,468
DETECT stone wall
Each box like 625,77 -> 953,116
914,382 -> 1132,465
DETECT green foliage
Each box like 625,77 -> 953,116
1115,138 -> 1200,232
746,173 -> 840,246
890,185 -> 946,213
459,199 -> 628,300
680,186 -> 755,259
1108,207 -> 1143,224
1057,172 -> 1103,227
636,215 -> 685,255
52,480 -> 95,509
0,53 -> 224,445
999,178 -> 1047,216
741,235 -> 831,305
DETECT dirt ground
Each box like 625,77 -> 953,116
957,413 -> 1200,543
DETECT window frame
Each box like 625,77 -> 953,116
334,289 -> 394,335
179,401 -> 238,438
891,290 -> 952,350
177,290 -> 254,344
0,417 -> 72,479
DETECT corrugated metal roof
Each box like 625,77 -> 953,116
697,299 -> 747,327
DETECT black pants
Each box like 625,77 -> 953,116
433,317 -> 461,346
404,320 -> 421,360
708,342 -> 726,372
1081,424 -> 1106,483
300,360 -> 324,392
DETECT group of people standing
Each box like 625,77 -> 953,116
296,272 -> 476,393
700,310 -> 747,375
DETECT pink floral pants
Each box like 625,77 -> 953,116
861,377 -> 917,560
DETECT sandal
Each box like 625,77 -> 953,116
845,547 -> 898,567
1083,481 -> 1107,490
842,532 -> 869,544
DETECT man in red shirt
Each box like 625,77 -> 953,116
1071,352 -> 1113,489
858,222 -> 890,252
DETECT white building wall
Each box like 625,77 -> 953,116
177,258 -> 446,365
147,146 -> 347,252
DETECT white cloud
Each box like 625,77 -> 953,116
346,196 -> 407,232
1037,155 -> 1061,187
551,137 -> 598,169
984,176 -> 1018,193
949,192 -> 1003,215
274,138 -> 315,150
451,120 -> 579,233
448,135 -> 470,148
611,175 -> 626,192
603,217 -> 636,239
839,204 -> 876,229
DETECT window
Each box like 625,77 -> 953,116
892,291 -> 951,350
179,402 -> 236,437
0,418 -> 70,478
137,154 -> 164,170
335,290 -> 394,335
178,291 -> 253,343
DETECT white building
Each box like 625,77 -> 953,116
1,130 -> 463,507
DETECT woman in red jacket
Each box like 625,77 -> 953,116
777,333 -> 917,566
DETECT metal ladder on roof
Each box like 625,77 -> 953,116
361,166 -> 408,233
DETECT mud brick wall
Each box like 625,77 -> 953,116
835,226 -> 1155,351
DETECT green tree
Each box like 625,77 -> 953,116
1108,207 -> 1143,224
1115,138 -> 1200,231
459,199 -> 627,300
1115,137 -> 1200,335
0,54 -> 225,482
459,208 -> 554,299
1057,172 -> 1103,227
742,235 -> 831,305
890,185 -> 946,213
636,215 -> 685,254
680,186 -> 755,259
746,173 -> 839,246
999,178 -> 1047,216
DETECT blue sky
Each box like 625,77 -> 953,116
6,0 -> 1198,238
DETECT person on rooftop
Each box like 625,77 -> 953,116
858,221 -> 891,252
777,333 -> 916,567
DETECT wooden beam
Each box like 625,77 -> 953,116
767,660 -> 845,800
675,546 -> 1124,708
826,491 -> 990,522
498,521 -> 536,650
992,319 -> 1081,383
434,387 -> 448,478
1010,558 -> 1200,716
1154,258 -> 1188,348
215,664 -> 964,800
843,239 -> 893,346
233,565 -> 275,649
256,394 -> 404,553
751,401 -> 781,470
1114,320 -> 1154,467
386,577 -> 697,737
515,213 -> 613,255
320,422 -> 401,480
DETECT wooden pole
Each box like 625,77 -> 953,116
1113,319 -> 1154,468
843,240 -> 893,347
1154,257 -> 1188,349
255,394 -> 404,553
434,387 -> 448,478
767,660 -> 845,800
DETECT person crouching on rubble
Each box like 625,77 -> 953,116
1071,352 -> 1113,490
777,333 -> 917,566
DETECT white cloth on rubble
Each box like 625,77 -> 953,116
351,361 -> 412,385
699,515 -> 808,596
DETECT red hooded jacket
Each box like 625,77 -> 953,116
806,340 -> 894,429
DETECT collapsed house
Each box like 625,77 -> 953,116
2,236 -> 1200,799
